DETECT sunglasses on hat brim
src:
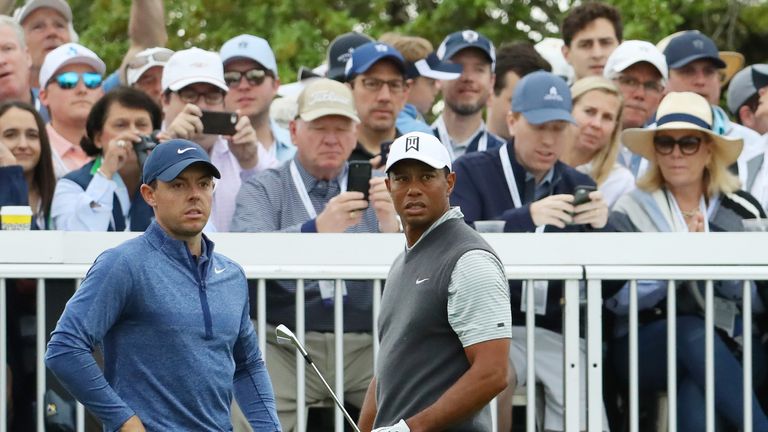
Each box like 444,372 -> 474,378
127,49 -> 174,70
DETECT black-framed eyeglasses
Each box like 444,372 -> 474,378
653,135 -> 704,155
53,72 -> 103,89
615,75 -> 664,94
127,49 -> 174,69
355,77 -> 407,94
223,68 -> 273,87
176,88 -> 225,105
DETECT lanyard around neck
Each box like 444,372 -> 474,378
289,160 -> 347,219
434,115 -> 488,160
499,144 -> 546,233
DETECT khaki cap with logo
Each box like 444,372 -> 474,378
296,78 -> 360,123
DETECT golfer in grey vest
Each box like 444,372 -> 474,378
358,132 -> 512,432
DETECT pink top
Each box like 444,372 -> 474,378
47,124 -> 91,179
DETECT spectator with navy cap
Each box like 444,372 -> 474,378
327,31 -> 373,82
450,70 -> 611,432
39,42 -> 105,179
345,41 -> 410,163
380,33 -> 462,135
432,29 -> 505,160
221,34 -> 295,164
660,30 -> 763,187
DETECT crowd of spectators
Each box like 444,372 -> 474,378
2,0 -> 768,430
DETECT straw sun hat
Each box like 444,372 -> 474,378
621,92 -> 743,164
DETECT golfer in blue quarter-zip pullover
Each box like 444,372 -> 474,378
45,139 -> 281,432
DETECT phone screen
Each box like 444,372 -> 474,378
348,161 -> 372,200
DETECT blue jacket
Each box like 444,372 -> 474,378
45,222 -> 280,431
396,104 -> 434,135
451,141 -> 611,332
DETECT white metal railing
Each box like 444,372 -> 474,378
1,231 -> 768,432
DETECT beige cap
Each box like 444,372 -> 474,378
296,78 -> 359,123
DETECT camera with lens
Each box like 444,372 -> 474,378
133,130 -> 160,169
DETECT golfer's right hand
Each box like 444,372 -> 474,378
119,415 -> 146,431
315,191 -> 368,233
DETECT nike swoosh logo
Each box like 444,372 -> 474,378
214,267 -> 225,274
177,147 -> 196,154
416,278 -> 429,284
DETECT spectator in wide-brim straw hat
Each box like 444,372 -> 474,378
608,90 -> 768,431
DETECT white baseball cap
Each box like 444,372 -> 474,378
161,47 -> 227,93
38,42 -> 105,87
13,0 -> 72,24
385,132 -> 452,173
603,40 -> 668,82
126,47 -> 174,86
220,34 -> 278,78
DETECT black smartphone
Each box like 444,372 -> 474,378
573,185 -> 597,206
200,110 -> 238,135
348,161 -> 372,200
379,140 -> 393,167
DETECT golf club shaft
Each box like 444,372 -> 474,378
309,361 -> 361,432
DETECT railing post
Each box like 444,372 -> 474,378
334,279 -> 344,432
563,279 -> 580,432
0,278 -> 6,432
525,279 -> 536,432
586,279 -> 603,432
295,279 -> 306,432
36,279 -> 45,432
743,280 -> 752,432
667,280 -> 677,432
629,279 -> 638,432
705,280 -> 714,432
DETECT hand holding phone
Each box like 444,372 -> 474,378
572,185 -> 597,206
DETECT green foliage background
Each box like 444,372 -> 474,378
17,0 -> 768,81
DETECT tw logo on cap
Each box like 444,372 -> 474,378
405,136 -> 419,151
544,86 -> 564,102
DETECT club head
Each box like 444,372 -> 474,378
275,324 -> 309,357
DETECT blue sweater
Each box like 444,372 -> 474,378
45,222 -> 280,431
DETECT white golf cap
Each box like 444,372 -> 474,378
603,40 -> 668,82
126,47 -> 174,86
13,0 -> 72,24
385,132 -> 452,173
220,34 -> 278,77
161,47 -> 227,93
38,42 -> 105,87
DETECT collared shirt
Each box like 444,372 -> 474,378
208,137 -> 276,232
269,118 -> 297,163
47,123 -> 91,179
431,115 -> 505,160
524,168 -> 555,203
349,129 -> 403,162
406,207 -> 511,347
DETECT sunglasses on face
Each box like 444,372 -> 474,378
127,49 -> 174,69
653,135 -> 703,155
53,72 -> 103,89
223,69 -> 272,87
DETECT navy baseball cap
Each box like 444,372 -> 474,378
327,32 -> 374,82
436,30 -> 495,69
344,42 -> 406,80
663,31 -> 726,70
511,71 -> 575,125
142,139 -> 221,184
405,52 -> 463,80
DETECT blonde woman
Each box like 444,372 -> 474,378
608,92 -> 767,431
562,76 -> 634,207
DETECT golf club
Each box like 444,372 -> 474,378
275,324 -> 362,432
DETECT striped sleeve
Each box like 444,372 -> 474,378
447,250 -> 512,347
